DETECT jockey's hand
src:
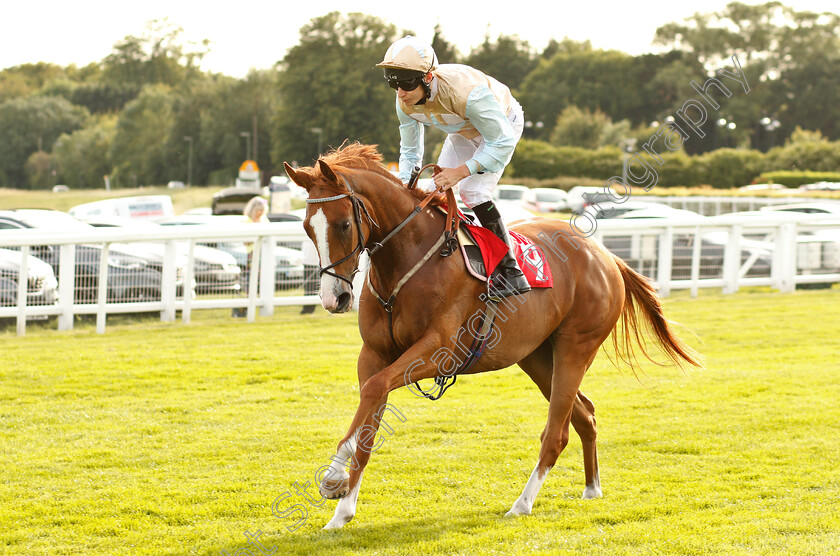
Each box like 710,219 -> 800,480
433,165 -> 471,192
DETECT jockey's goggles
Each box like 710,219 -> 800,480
387,76 -> 424,91
383,68 -> 426,91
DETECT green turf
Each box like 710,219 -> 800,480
1,289 -> 839,555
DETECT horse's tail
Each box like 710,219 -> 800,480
612,255 -> 702,372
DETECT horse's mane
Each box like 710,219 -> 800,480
317,142 -> 443,205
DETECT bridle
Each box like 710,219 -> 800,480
305,189 -> 376,287
304,166 -> 447,290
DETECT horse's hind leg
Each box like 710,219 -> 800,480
508,332 -> 604,516
519,342 -> 601,500
573,391 -> 601,499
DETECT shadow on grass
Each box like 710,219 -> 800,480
203,507 -> 505,556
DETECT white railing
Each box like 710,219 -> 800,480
2,214 -> 839,335
593,212 -> 840,296
0,222 -> 316,335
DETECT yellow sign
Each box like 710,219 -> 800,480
239,160 -> 260,172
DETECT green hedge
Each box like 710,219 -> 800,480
755,171 -> 840,187
509,138 -> 840,188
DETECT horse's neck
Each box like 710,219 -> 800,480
352,171 -> 444,290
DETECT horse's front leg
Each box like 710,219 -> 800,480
321,392 -> 387,530
323,335 -> 442,529
321,346 -> 390,530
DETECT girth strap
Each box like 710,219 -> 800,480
413,300 -> 499,401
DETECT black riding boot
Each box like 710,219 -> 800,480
472,200 -> 531,299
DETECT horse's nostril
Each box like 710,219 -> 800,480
337,292 -> 352,312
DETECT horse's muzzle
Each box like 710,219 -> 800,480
334,292 -> 353,313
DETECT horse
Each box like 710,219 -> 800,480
283,143 -> 700,530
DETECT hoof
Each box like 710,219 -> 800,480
582,485 -> 602,499
320,476 -> 350,499
323,517 -> 349,530
582,475 -> 602,499
505,502 -> 531,516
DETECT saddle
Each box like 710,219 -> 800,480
436,204 -> 554,289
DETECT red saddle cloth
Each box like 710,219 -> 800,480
462,224 -> 553,289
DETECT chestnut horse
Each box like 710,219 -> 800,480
284,143 -> 699,529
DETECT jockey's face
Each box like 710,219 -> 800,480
397,74 -> 429,105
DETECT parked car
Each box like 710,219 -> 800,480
69,195 -> 174,220
738,183 -> 788,192
211,188 -> 264,216
567,186 -> 620,213
155,215 -> 305,290
758,202 -> 840,215
712,210 -> 840,288
0,209 -> 186,303
457,200 -> 535,225
0,248 -> 59,309
798,181 -> 840,192
494,184 -> 531,206
79,216 -> 242,295
525,188 -> 569,212
584,200 -> 675,220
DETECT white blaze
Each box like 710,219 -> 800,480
310,208 -> 341,308
310,208 -> 330,267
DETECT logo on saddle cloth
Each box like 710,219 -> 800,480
510,230 -> 552,287
459,225 -> 553,288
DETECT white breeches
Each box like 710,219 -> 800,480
436,106 -> 525,208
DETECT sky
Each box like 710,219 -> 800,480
2,1 -> 839,78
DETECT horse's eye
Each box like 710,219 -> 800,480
341,220 -> 351,231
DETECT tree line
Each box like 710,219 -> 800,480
1,2 -> 838,190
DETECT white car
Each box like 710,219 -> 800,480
738,183 -> 788,192
494,184 -> 531,206
602,208 -> 776,279
584,201 -> 675,220
759,202 -> 840,215
567,186 -> 619,213
0,248 -> 59,309
613,206 -> 706,221
710,211 -> 840,283
798,181 -> 840,191
526,188 -> 568,212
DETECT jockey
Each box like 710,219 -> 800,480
377,35 -> 531,299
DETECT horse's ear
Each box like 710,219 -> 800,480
318,159 -> 340,186
284,162 -> 313,190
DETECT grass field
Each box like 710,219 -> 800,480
0,186 -> 229,215
2,287 -> 839,555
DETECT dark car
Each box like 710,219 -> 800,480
211,187 -> 263,216
79,216 -> 241,295
0,209 -> 181,303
